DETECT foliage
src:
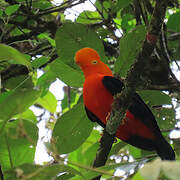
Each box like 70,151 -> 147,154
0,0 -> 180,180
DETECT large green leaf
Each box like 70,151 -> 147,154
0,88 -> 41,131
154,107 -> 175,130
121,14 -> 136,32
0,9 -> 3,17
0,120 -> 38,171
38,33 -> 56,47
117,0 -> 132,9
167,11 -> 180,32
31,56 -> 50,69
128,145 -> 142,159
5,163 -> 82,180
55,22 -> 106,68
114,25 -> 146,76
132,172 -> 146,180
68,130 -> 100,172
15,109 -> 37,124
77,11 -> 101,24
52,102 -> 93,154
50,58 -> 84,87
32,0 -> 52,10
36,91 -> 57,113
4,75 -> 34,89
0,44 -> 32,70
109,141 -> 127,156
5,4 -> 20,16
138,90 -> 172,105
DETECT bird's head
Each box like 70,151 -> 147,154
74,47 -> 112,78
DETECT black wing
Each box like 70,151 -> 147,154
85,106 -> 106,128
102,76 -> 162,136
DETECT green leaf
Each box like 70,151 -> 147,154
83,142 -> 99,166
167,11 -> 180,32
0,120 -> 38,171
4,75 -> 34,89
32,56 -> 50,69
69,163 -> 117,180
32,0 -> 52,10
68,146 -> 85,172
0,88 -> 41,132
50,58 -> 84,87
154,107 -> 175,130
132,172 -> 146,180
0,44 -> 32,70
0,136 -> 36,172
38,33 -> 56,47
37,69 -> 56,93
14,15 -> 26,22
109,141 -> 126,156
5,4 -> 20,16
113,0 -> 132,13
36,91 -> 57,113
0,9 -> 3,17
68,130 -> 100,171
55,22 -> 106,68
52,102 -> 94,154
117,0 -> 132,9
77,11 -> 101,24
15,109 -> 37,124
94,1 -> 108,19
62,91 -> 78,111
138,90 -> 172,105
114,25 -> 146,76
5,163 -> 82,180
121,14 -> 136,32
128,145 -> 142,159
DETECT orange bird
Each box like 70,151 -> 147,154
75,47 -> 175,160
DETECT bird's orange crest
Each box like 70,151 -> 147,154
74,47 -> 112,77
75,48 -> 100,66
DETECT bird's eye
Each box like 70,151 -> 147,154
91,60 -> 98,64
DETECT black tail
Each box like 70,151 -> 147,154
155,138 -> 175,160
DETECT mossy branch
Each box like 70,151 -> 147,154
92,1 -> 169,179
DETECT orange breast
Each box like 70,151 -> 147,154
83,74 -> 113,123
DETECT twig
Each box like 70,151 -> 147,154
138,0 -> 148,25
161,127 -> 180,132
67,86 -> 71,109
38,0 -> 85,17
133,0 -> 142,25
147,82 -> 180,92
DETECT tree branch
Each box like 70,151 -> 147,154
92,1 -> 169,179
0,165 -> 4,180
